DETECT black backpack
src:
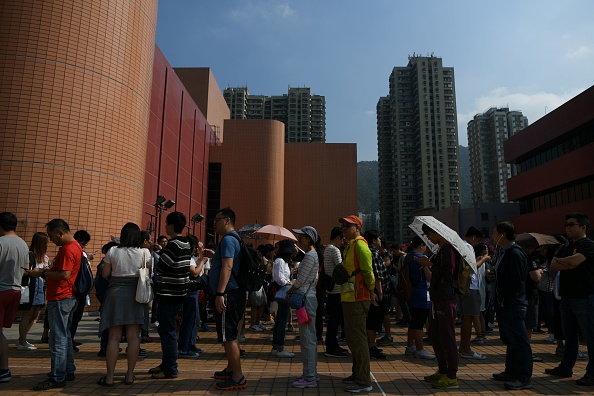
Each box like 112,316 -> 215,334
225,233 -> 267,292
74,254 -> 93,299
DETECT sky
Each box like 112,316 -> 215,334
155,0 -> 594,161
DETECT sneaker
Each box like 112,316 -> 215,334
270,348 -> 278,356
377,336 -> 393,346
424,370 -> 446,383
545,333 -> 556,342
492,371 -> 516,381
576,375 -> 594,386
33,378 -> 66,390
250,325 -> 264,332
545,367 -> 572,377
190,345 -> 204,354
325,349 -> 348,358
295,373 -> 320,382
345,383 -> 373,393
432,376 -> 459,389
287,324 -> 294,332
471,336 -> 486,345
16,342 -> 37,351
179,350 -> 200,358
292,377 -> 318,388
405,345 -> 416,356
369,346 -> 386,359
215,376 -> 248,390
504,380 -> 532,390
415,349 -> 435,359
578,350 -> 589,360
238,334 -> 246,343
276,349 -> 295,358
342,375 -> 355,384
150,321 -> 159,328
0,370 -> 11,383
257,324 -> 267,331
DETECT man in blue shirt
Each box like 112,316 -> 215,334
208,207 -> 247,391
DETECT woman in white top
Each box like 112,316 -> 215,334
271,240 -> 297,358
98,223 -> 152,386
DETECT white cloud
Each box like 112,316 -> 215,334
229,2 -> 295,23
366,110 -> 376,116
457,87 -> 586,145
565,45 -> 593,59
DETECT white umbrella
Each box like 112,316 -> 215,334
409,216 -> 477,273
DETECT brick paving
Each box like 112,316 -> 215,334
1,313 -> 591,395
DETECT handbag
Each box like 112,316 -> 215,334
274,284 -> 292,303
288,281 -> 314,310
135,252 -> 153,304
188,273 -> 209,292
20,286 -> 30,305
250,285 -> 267,306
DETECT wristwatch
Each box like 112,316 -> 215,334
215,291 -> 225,297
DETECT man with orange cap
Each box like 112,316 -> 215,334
338,215 -> 376,393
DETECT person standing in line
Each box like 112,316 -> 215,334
148,212 -> 192,380
0,212 -> 30,383
546,212 -> 594,386
421,223 -> 460,390
70,230 -> 93,352
271,240 -> 297,358
339,215 -> 376,393
97,222 -> 152,386
288,226 -> 321,389
209,207 -> 248,391
323,227 -> 348,358
17,232 -> 50,351
28,219 -> 82,390
491,221 -> 533,390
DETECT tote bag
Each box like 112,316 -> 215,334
135,252 -> 153,304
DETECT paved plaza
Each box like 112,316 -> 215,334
1,313 -> 591,395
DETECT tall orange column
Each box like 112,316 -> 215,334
0,1 -> 158,250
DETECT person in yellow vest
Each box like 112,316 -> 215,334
338,215 -> 377,393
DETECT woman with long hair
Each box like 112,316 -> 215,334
271,240 -> 297,358
287,226 -> 321,388
97,223 -> 152,386
17,232 -> 50,350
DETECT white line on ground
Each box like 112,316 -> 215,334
370,372 -> 387,396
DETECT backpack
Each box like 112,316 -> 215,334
452,255 -> 471,295
395,254 -> 422,302
225,233 -> 267,292
74,254 -> 93,299
94,259 -> 110,303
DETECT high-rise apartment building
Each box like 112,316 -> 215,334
377,55 -> 460,243
468,107 -> 528,203
224,86 -> 326,142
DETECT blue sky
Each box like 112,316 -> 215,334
156,1 -> 594,161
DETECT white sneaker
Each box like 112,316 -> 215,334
578,350 -> 589,360
415,349 -> 435,359
276,349 -> 295,358
257,324 -> 267,331
404,345 -> 416,356
270,348 -> 278,356
16,342 -> 37,351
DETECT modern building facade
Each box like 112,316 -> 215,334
224,86 -> 326,143
468,107 -> 528,203
504,85 -> 594,235
377,55 -> 460,243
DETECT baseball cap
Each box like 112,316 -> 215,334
292,226 -> 318,243
338,215 -> 362,229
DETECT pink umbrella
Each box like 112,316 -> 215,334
254,225 -> 297,242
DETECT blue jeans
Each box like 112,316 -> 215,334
325,293 -> 344,350
157,300 -> 183,375
498,304 -> 532,382
47,297 -> 78,383
299,296 -> 318,380
178,291 -> 199,352
559,297 -> 594,376
272,299 -> 290,347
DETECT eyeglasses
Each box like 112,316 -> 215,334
213,216 -> 229,224
564,222 -> 580,228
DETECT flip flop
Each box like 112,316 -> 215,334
123,375 -> 136,385
461,351 -> 487,360
97,376 -> 115,387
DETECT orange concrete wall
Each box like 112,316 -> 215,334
0,0 -> 157,257
210,119 -> 285,230
284,143 -> 358,244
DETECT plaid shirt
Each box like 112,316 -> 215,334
370,247 -> 391,294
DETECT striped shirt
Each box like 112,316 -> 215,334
323,244 -> 342,294
155,236 -> 192,302
294,250 -> 319,297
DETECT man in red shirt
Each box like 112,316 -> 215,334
28,219 -> 81,390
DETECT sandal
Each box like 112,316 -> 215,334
213,368 -> 233,380
97,376 -> 115,387
123,375 -> 136,385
